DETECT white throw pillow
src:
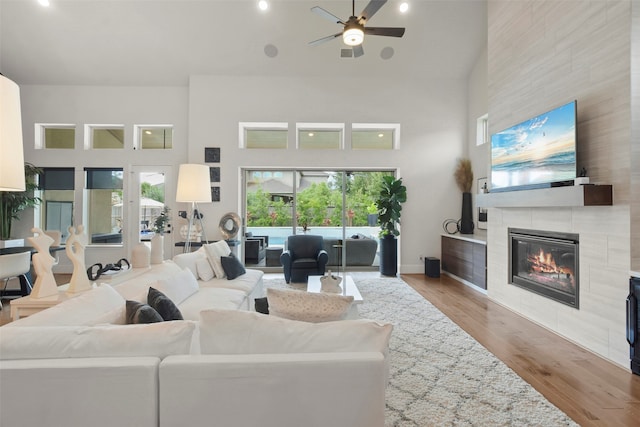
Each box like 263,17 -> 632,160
196,257 -> 215,281
203,240 -> 231,278
0,321 -> 196,360
154,268 -> 199,306
266,288 -> 354,323
172,249 -> 207,279
199,309 -> 393,355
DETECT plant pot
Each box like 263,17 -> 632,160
0,238 -> 25,249
150,234 -> 164,264
380,235 -> 398,277
459,192 -> 475,234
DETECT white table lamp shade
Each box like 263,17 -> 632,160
176,164 -> 211,203
0,75 -> 25,192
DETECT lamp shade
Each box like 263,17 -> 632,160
176,164 -> 212,203
0,75 -> 25,191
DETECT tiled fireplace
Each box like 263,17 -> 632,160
509,228 -> 579,309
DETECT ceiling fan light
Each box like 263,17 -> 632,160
343,27 -> 364,46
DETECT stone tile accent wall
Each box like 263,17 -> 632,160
487,0 -> 632,368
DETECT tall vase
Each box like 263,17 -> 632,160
132,242 -> 150,268
459,192 -> 475,234
150,234 -> 164,264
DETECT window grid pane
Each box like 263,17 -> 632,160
298,129 -> 341,149
246,129 -> 288,149
92,128 -> 124,149
352,130 -> 394,150
44,128 -> 75,149
140,127 -> 173,149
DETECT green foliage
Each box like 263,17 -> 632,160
153,206 -> 170,235
245,172 -> 389,228
375,175 -> 407,237
0,163 -> 42,240
141,182 -> 165,203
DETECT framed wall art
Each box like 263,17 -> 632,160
211,186 -> 220,202
209,167 -> 220,183
477,177 -> 488,230
204,147 -> 220,163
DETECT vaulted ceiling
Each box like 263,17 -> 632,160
0,0 -> 487,86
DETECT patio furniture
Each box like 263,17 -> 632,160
280,235 -> 328,283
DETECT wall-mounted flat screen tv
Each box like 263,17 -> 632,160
490,100 -> 577,192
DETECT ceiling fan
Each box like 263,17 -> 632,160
309,0 -> 405,58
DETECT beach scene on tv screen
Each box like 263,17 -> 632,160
491,101 -> 576,190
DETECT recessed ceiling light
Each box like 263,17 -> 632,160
38,0 -> 50,6
399,2 -> 409,13
145,130 -> 152,135
258,1 -> 269,11
308,132 -> 314,137
378,133 -> 384,138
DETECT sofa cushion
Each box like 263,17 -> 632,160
266,288 -> 353,323
113,261 -> 183,301
147,287 -> 183,321
196,257 -> 215,281
126,300 -> 164,324
198,268 -> 263,295
154,268 -> 199,306
220,253 -> 246,280
172,248 -> 207,279
203,240 -> 231,278
0,321 -> 196,360
177,288 -> 247,320
199,309 -> 392,355
5,284 -> 125,327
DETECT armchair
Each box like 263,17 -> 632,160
244,233 -> 269,264
280,235 -> 328,284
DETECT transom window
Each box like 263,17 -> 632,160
134,125 -> 173,150
351,124 -> 399,150
240,122 -> 288,149
35,124 -> 75,149
296,123 -> 344,149
85,125 -> 125,149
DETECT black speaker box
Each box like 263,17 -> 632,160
425,257 -> 440,278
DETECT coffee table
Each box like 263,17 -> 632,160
307,274 -> 363,302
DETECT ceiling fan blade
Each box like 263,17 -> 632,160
309,33 -> 342,46
359,0 -> 387,23
311,6 -> 345,25
364,27 -> 405,37
353,45 -> 365,58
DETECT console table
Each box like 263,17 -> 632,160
441,234 -> 487,290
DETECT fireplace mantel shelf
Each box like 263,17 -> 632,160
476,184 -> 612,208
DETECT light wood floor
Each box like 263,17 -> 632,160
402,273 -> 640,427
2,273 -> 640,425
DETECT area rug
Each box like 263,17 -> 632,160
263,274 -> 578,427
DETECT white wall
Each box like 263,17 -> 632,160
487,0 -> 632,368
17,85 -> 189,269
186,74 -> 470,273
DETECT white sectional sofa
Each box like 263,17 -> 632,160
0,244 -> 392,427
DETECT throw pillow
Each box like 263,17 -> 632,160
203,240 -> 231,278
154,267 -> 199,306
196,257 -> 215,281
255,297 -> 269,314
266,288 -> 354,323
172,248 -> 207,278
199,309 -> 393,355
125,300 -> 163,324
220,253 -> 246,280
147,287 -> 183,321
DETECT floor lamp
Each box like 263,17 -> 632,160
176,164 -> 212,252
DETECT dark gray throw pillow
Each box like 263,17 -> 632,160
221,252 -> 246,280
125,300 -> 163,324
255,297 -> 269,314
147,287 -> 184,321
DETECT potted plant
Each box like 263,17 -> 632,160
0,163 -> 41,247
454,158 -> 474,234
150,206 -> 170,264
375,175 -> 407,276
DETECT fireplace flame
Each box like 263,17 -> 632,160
528,248 -> 573,277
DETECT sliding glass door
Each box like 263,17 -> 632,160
243,169 -> 393,269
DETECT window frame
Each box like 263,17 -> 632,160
351,123 -> 400,150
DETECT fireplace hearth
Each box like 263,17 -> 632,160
509,228 -> 579,308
